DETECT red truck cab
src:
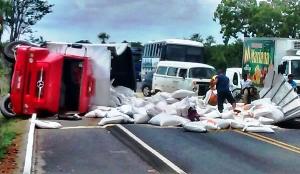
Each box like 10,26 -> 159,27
7,45 -> 94,116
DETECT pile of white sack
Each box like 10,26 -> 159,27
85,87 -> 285,133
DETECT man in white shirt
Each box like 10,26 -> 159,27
241,73 -> 252,104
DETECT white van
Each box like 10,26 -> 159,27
152,61 -> 216,95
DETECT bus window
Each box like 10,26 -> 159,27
166,45 -> 185,61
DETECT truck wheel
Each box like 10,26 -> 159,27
3,40 -> 35,63
142,86 -> 151,97
232,89 -> 241,102
0,94 -> 16,119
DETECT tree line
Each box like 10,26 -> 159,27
0,0 -> 299,71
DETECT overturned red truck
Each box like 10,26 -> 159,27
0,41 -> 136,118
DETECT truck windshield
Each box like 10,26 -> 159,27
189,67 -> 216,79
291,60 -> 300,80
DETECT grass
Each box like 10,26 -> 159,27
0,117 -> 17,159
0,59 -> 18,160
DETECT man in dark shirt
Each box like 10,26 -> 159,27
215,69 -> 236,113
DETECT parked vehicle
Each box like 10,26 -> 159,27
141,72 -> 153,97
141,39 -> 204,79
0,43 -> 95,118
243,37 -> 300,92
226,67 -> 242,98
152,61 -> 216,95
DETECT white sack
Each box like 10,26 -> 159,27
243,126 -> 275,133
85,110 -> 97,118
166,97 -> 179,104
133,98 -> 149,107
146,94 -> 165,104
176,97 -> 191,117
203,110 -> 221,118
146,103 -> 162,117
98,116 -> 130,126
251,98 -> 272,106
133,114 -> 150,124
183,121 -> 207,133
165,105 -> 178,115
253,107 -> 272,118
106,109 -> 130,119
114,86 -> 135,97
213,118 -> 231,129
34,120 -> 62,129
158,92 -> 172,99
200,120 -> 219,130
148,113 -> 190,126
132,106 -> 147,115
156,101 -> 168,112
258,117 -> 275,125
171,89 -> 195,99
221,111 -> 234,119
230,119 -> 246,129
85,110 -> 107,118
118,105 -> 133,116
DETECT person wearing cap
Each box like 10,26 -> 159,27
288,74 -> 297,92
215,69 -> 236,113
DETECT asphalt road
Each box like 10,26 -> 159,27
124,124 -> 300,174
33,128 -> 157,174
32,116 -> 300,174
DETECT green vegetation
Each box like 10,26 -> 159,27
0,117 -> 16,159
214,0 -> 300,44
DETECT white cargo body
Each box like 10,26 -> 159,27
243,37 -> 300,90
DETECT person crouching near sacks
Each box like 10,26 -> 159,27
241,73 -> 252,104
215,69 -> 236,113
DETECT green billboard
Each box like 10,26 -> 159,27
242,39 -> 275,86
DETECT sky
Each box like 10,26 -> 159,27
11,0 -> 224,44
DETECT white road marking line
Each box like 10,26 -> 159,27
61,126 -> 103,129
23,113 -> 37,174
117,124 -> 187,174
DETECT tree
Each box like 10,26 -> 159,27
190,33 -> 203,43
4,0 -> 53,42
97,32 -> 110,44
204,35 -> 216,47
0,0 -> 11,42
214,0 -> 300,44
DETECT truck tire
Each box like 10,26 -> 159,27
142,85 -> 152,97
3,40 -> 35,63
232,89 -> 242,102
0,94 -> 16,119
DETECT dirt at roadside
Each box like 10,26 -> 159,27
0,119 -> 28,174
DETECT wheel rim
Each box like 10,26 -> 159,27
143,87 -> 150,96
5,98 -> 14,114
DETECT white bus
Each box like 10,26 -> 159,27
141,39 -> 204,79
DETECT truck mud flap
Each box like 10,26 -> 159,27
260,68 -> 300,121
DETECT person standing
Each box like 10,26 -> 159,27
288,74 -> 297,92
215,69 -> 236,113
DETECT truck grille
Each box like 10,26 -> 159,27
196,82 -> 210,96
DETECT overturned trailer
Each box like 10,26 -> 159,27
0,41 -> 136,118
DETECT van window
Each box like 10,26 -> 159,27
167,67 -> 178,76
179,69 -> 187,78
189,67 -> 215,79
156,66 -> 168,75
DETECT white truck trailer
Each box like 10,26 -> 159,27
242,37 -> 300,92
